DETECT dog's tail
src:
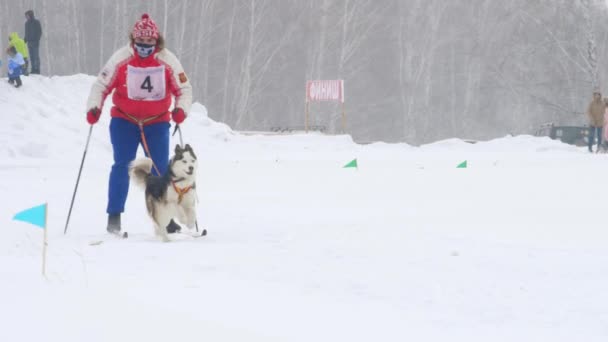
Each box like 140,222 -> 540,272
129,158 -> 154,189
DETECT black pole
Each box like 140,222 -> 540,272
178,125 -> 184,147
173,124 -> 204,235
196,220 -> 207,236
172,124 -> 184,147
182,125 -> 199,232
64,125 -> 94,235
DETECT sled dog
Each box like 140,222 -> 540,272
129,144 -> 198,242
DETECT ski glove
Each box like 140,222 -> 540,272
172,108 -> 186,124
87,107 -> 100,125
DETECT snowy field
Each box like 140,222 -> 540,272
1,75 -> 608,341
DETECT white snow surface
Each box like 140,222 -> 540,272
1,75 -> 608,341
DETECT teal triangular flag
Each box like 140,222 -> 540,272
13,203 -> 47,229
457,160 -> 467,168
343,159 -> 358,169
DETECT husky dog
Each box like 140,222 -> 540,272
129,144 -> 198,242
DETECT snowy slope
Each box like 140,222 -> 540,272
1,75 -> 608,341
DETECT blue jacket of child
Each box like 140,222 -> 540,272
8,52 -> 24,78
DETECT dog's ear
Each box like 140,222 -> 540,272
184,144 -> 197,160
175,144 -> 183,155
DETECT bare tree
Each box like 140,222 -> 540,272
581,0 -> 601,91
397,0 -> 448,141
232,0 -> 299,129
221,1 -> 238,123
177,0 -> 189,57
70,0 -> 83,72
99,0 -> 106,68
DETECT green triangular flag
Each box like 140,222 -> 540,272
344,159 -> 358,169
456,160 -> 467,168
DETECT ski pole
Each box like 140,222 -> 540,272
178,125 -> 199,232
64,125 -> 94,235
172,124 -> 200,233
172,124 -> 184,147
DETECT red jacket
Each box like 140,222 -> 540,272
87,44 -> 192,126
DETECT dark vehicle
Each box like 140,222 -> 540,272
270,125 -> 326,133
535,123 -> 590,146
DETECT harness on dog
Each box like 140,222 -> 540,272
172,181 -> 193,204
120,108 -> 195,202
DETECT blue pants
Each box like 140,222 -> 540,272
107,117 -> 170,214
588,126 -> 603,151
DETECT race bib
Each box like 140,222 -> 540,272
127,65 -> 166,101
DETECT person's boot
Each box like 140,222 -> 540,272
166,219 -> 181,234
14,77 -> 22,88
107,214 -> 121,234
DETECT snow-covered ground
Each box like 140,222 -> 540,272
1,75 -> 608,341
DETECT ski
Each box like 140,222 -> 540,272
175,229 -> 207,238
88,230 -> 128,246
114,231 -> 129,238
88,229 -> 204,245
107,229 -> 128,239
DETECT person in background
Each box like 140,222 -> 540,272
85,13 -> 192,235
24,10 -> 42,74
6,46 -> 25,88
8,32 -> 28,75
587,92 -> 605,153
601,97 -> 608,153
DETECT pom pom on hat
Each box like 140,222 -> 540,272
132,13 -> 159,39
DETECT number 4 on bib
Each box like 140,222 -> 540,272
127,65 -> 166,101
141,76 -> 153,93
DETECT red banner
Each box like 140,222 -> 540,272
306,80 -> 344,103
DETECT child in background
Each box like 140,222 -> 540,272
8,33 -> 29,75
6,46 -> 24,88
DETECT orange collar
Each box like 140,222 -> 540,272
172,181 -> 193,204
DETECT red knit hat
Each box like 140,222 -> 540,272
132,14 -> 159,39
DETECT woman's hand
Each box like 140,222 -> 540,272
87,107 -> 100,125
172,108 -> 186,124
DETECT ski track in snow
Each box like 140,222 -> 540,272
1,75 -> 608,341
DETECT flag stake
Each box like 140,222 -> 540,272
13,203 -> 48,278
42,203 -> 48,277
